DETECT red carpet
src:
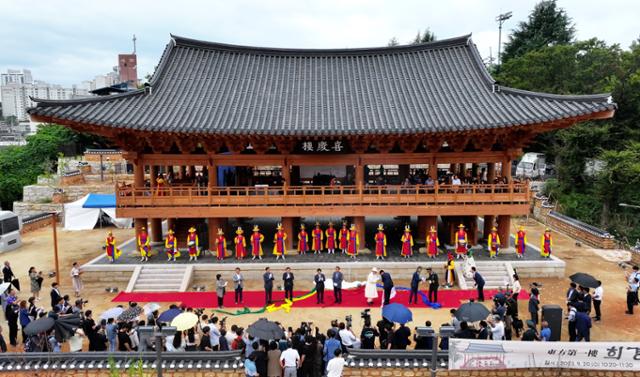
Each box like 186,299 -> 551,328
113,287 -> 529,309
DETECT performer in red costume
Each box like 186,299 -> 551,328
273,223 -> 287,261
455,224 -> 468,259
515,225 -> 527,258
339,221 -> 349,254
400,225 -> 414,258
325,222 -> 337,254
312,222 -> 323,254
250,225 -> 264,260
165,229 -> 179,262
426,226 -> 439,259
374,224 -> 387,260
347,224 -> 359,259
105,231 -> 121,263
234,227 -> 246,260
187,226 -> 199,261
137,226 -> 150,262
297,224 -> 309,255
215,228 -> 227,261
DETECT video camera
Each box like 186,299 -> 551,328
345,315 -> 353,328
360,308 -> 371,321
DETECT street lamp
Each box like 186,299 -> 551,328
620,203 -> 640,209
495,11 -> 513,66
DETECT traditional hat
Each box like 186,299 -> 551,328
276,223 -> 283,230
377,224 -> 384,231
518,225 -> 525,231
429,226 -> 437,232
188,227 -> 196,233
236,227 -> 243,234
217,228 -> 224,235
168,229 -> 174,234
447,253 -> 454,260
545,227 -> 551,232
342,221 -> 348,227
350,224 -> 356,230
315,221 -> 321,227
371,267 -> 378,273
404,225 -> 411,232
328,222 -> 334,227
253,225 -> 260,232
107,231 -> 113,236
458,224 -> 466,228
140,226 -> 146,231
491,226 -> 497,232
300,224 -> 306,230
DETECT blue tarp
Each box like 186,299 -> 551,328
82,193 -> 116,208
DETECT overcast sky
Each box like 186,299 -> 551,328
1,0 -> 638,86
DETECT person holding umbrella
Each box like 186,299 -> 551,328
314,269 -> 326,304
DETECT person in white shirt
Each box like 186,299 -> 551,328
209,316 -> 221,350
489,315 -> 505,340
326,348 -> 345,377
511,274 -> 522,301
279,343 -> 300,377
592,280 -> 603,321
338,323 -> 357,348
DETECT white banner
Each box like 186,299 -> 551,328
449,339 -> 640,371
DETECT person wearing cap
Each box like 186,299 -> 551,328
297,225 -> 309,255
250,225 -> 264,260
105,231 -> 121,263
426,226 -> 439,258
365,268 -> 380,305
312,222 -> 324,255
165,229 -> 179,262
347,224 -> 359,259
455,224 -> 468,259
514,225 -> 527,258
487,227 -> 500,259
540,228 -> 553,258
444,253 -> 455,288
137,226 -> 151,262
374,224 -> 387,260
273,223 -> 287,261
339,222 -> 349,254
426,267 -> 439,303
325,222 -> 337,254
187,226 -> 200,261
401,225 -> 414,258
234,227 -> 246,260
215,228 -> 227,261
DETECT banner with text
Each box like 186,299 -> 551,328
449,339 -> 640,371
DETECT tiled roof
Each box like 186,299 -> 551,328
28,34 -> 615,136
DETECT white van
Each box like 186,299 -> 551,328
515,153 -> 546,179
0,211 -> 22,252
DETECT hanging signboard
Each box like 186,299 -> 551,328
449,339 -> 640,371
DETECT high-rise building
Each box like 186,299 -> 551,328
0,69 -> 33,86
118,54 -> 138,87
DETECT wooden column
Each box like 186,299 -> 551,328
281,161 -> 290,186
354,216 -> 365,251
487,162 -> 496,183
150,218 -> 162,243
417,216 -> 437,242
134,219 -> 147,236
355,160 -> 364,188
428,157 -> 437,180
483,215 -> 496,239
502,157 -> 512,182
133,160 -> 147,236
167,218 -> 175,232
281,217 -> 294,250
208,164 -> 218,188
468,216 -> 478,245
208,218 -> 222,251
398,164 -> 410,180
150,165 -> 157,189
497,215 -> 511,249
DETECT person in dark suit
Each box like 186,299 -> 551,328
477,320 -> 490,340
409,267 -> 422,304
426,267 -> 439,303
50,282 -> 62,310
566,282 -> 579,305
379,270 -> 394,305
471,267 -> 485,302
2,262 -> 14,283
332,266 -> 343,304
263,267 -> 274,305
283,267 -> 294,301
529,287 -> 540,325
314,269 -> 326,304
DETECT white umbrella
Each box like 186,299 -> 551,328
100,307 -> 124,320
0,282 -> 13,294
143,303 -> 161,315
171,312 -> 199,331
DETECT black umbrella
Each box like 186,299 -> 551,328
247,318 -> 284,340
24,317 -> 55,336
569,273 -> 599,289
455,302 -> 491,322
117,306 -> 143,322
54,313 -> 82,342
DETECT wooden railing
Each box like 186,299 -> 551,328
116,183 -> 530,209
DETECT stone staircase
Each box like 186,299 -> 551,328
455,261 -> 514,290
125,264 -> 193,292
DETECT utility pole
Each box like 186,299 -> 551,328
51,213 -> 60,285
133,34 -> 137,54
495,11 -> 513,66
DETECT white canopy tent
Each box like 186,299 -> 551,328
63,194 -> 132,230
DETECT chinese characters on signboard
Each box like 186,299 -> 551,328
300,140 -> 344,153
449,340 -> 640,371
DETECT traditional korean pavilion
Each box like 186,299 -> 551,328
29,34 -> 615,251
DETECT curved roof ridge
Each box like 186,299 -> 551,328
169,33 -> 472,56
499,86 -> 612,103
29,89 -> 145,108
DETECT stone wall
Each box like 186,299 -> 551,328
20,214 -> 55,234
12,202 -> 64,218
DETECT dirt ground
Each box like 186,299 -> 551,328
1,217 -> 637,352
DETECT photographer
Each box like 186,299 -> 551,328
338,322 -> 357,350
376,318 -> 392,349
359,318 -> 378,349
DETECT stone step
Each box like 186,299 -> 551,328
134,283 -> 182,289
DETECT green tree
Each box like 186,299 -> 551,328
387,37 -> 399,47
501,0 -> 575,64
411,28 -> 437,44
